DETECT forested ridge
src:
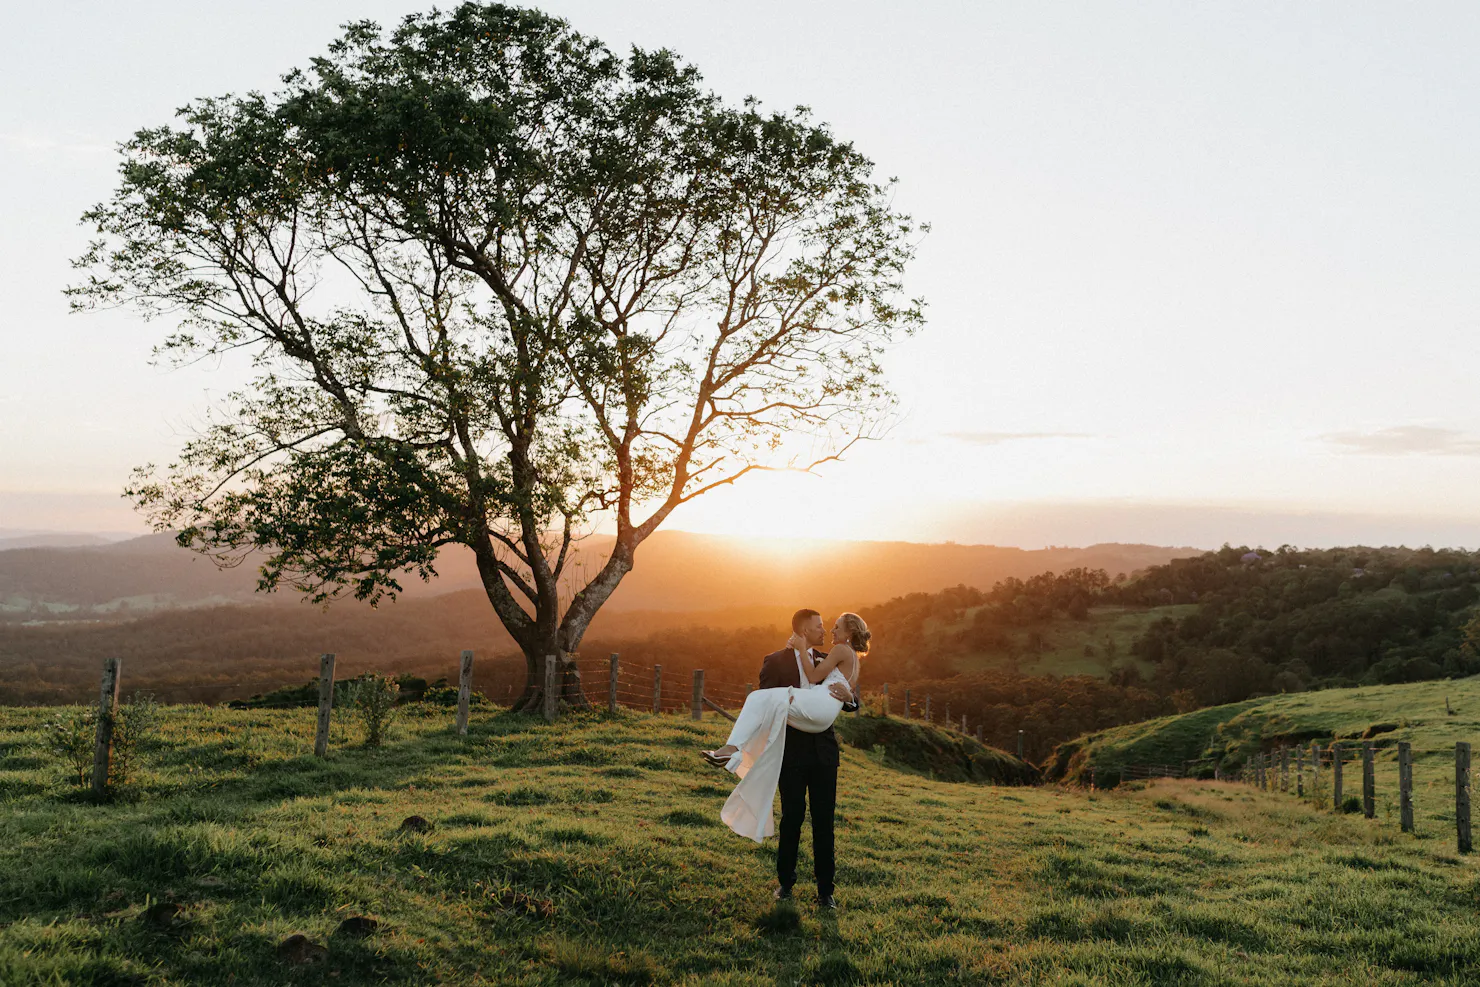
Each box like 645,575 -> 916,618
6,543 -> 1478,764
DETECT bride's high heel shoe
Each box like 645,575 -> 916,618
702,747 -> 736,768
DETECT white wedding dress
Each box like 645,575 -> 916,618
718,666 -> 851,842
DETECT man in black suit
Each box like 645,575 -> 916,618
758,608 -> 858,909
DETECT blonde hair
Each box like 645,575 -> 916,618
838,612 -> 871,654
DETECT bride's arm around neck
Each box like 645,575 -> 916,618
802,645 -> 846,685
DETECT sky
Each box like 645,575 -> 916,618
3,1 -> 1480,549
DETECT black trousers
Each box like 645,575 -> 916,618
776,761 -> 838,896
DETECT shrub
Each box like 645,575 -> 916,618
43,708 -> 96,786
111,692 -> 161,785
349,673 -> 400,746
44,693 -> 160,788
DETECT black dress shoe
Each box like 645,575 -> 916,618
818,893 -> 838,910
773,886 -> 794,901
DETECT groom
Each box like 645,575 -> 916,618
758,608 -> 858,909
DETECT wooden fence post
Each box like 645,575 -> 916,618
961,713 -> 966,733
904,689 -> 912,720
90,657 -> 121,798
692,669 -> 704,721
652,664 -> 662,714
1017,729 -> 1025,760
1457,742 -> 1471,853
1398,741 -> 1413,833
608,654 -> 619,714
456,650 -> 474,736
944,702 -> 951,727
882,683 -> 890,716
1333,743 -> 1344,810
925,695 -> 932,722
314,653 -> 336,758
1281,746 -> 1290,793
543,654 -> 559,723
1362,742 -> 1375,819
976,723 -> 984,743
1312,742 -> 1321,795
1297,745 -> 1305,797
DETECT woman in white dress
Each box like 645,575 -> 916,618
702,612 -> 869,842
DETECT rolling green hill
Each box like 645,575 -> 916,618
1046,675 -> 1480,810
5,703 -> 1480,984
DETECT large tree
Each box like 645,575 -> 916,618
71,3 -> 923,711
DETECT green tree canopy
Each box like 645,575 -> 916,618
71,3 -> 924,708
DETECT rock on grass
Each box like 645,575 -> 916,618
276,934 -> 329,965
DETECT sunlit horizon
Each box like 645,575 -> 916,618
6,2 -> 1480,551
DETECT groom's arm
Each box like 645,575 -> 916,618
758,652 -> 785,690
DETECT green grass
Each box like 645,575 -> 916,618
1048,675 -> 1480,822
5,702 -> 1480,984
942,605 -> 1194,678
1018,605 -> 1196,678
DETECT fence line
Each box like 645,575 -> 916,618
71,653 -> 1030,795
1216,738 -> 1476,854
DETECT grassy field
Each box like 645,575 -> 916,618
1047,676 -> 1480,830
5,702 -> 1480,985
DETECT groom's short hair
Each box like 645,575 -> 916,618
791,608 -> 821,632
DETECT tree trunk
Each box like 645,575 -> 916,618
509,649 -> 590,712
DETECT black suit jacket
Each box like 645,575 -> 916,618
758,647 -> 859,769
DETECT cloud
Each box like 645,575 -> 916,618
0,131 -> 113,158
1321,425 -> 1480,456
943,431 -> 1094,446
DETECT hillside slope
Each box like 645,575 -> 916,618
4,704 -> 1480,984
1047,675 -> 1480,802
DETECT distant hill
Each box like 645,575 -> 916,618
0,532 -> 115,551
0,530 -> 1192,619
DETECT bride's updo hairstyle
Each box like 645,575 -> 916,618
839,612 -> 871,654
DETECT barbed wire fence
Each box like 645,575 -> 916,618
1098,735 -> 1476,854
43,652 -> 1480,856
56,650 -> 1034,798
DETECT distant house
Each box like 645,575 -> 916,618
1240,551 -> 1262,564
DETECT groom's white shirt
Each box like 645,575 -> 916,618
792,647 -> 815,686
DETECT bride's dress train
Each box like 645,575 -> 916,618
718,668 -> 848,842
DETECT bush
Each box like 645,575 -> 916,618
43,693 -> 160,788
43,708 -> 95,786
111,692 -> 161,785
349,672 -> 400,746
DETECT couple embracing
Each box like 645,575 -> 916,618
702,608 -> 870,910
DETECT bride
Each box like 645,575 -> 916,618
702,612 -> 869,842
